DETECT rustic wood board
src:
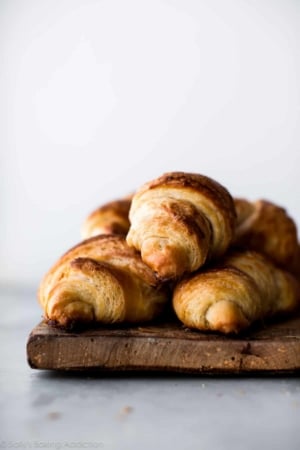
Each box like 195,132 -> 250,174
27,315 -> 300,374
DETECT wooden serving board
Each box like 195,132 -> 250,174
27,314 -> 300,375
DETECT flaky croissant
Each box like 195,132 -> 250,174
81,195 -> 132,239
173,250 -> 300,334
126,172 -> 236,280
38,235 -> 168,328
234,198 -> 300,275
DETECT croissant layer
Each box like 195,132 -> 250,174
126,172 -> 236,280
81,196 -> 132,239
38,235 -> 168,328
234,198 -> 300,275
173,251 -> 300,334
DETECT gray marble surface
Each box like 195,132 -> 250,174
1,287 -> 299,450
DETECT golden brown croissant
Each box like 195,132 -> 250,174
38,235 -> 168,328
126,172 -> 236,280
81,196 -> 132,239
173,250 -> 300,334
234,198 -> 300,275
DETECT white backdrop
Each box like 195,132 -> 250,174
1,0 -> 299,287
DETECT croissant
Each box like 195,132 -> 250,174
126,172 -> 236,280
173,250 -> 300,334
38,235 -> 168,328
81,195 -> 132,239
234,198 -> 300,275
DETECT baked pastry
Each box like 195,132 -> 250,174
38,235 -> 168,328
81,195 -> 132,239
173,250 -> 300,334
126,172 -> 236,280
234,198 -> 300,275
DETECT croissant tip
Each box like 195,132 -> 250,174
205,300 -> 250,334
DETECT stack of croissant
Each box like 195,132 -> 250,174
38,172 -> 300,334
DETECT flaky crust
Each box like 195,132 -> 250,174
38,235 -> 168,328
173,250 -> 300,334
126,172 -> 236,280
81,196 -> 132,239
234,198 -> 300,275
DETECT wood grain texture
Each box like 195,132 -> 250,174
27,315 -> 300,374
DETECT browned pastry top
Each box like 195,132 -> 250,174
81,196 -> 132,238
137,171 -> 237,235
173,249 -> 300,334
234,198 -> 299,275
38,234 -> 170,327
57,234 -> 160,286
39,235 -> 162,306
128,172 -> 237,272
